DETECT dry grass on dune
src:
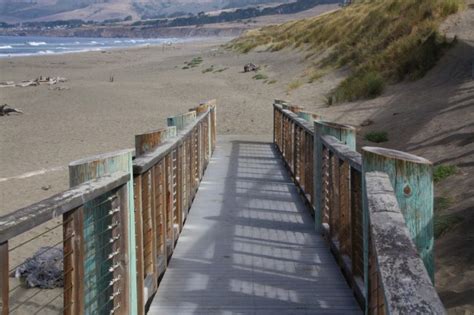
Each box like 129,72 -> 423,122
228,0 -> 465,102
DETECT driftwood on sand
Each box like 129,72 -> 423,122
0,76 -> 67,88
0,104 -> 23,116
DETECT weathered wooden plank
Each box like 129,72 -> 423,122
0,171 -> 129,243
364,172 -> 445,315
0,242 -> 8,315
69,149 -> 137,315
135,127 -> 177,156
167,111 -> 197,131
321,135 -> 362,171
297,110 -> 322,123
314,121 -> 356,232
117,184 -> 131,315
362,147 -> 434,281
133,175 -> 145,314
63,206 -> 85,315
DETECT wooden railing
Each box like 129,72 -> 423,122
0,170 -> 132,315
0,100 -> 217,315
273,100 -> 445,315
132,100 -> 216,312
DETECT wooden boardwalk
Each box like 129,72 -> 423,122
149,136 -> 362,315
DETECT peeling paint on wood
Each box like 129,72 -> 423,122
69,149 -> 137,315
365,172 -> 445,315
362,147 -> 434,282
0,172 -> 129,243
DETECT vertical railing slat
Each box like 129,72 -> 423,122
0,241 -> 9,315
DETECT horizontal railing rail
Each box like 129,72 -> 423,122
273,100 -> 445,315
0,100 -> 217,315
365,171 -> 445,315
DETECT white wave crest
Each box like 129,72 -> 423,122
0,45 -> 12,49
27,41 -> 47,46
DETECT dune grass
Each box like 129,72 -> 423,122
253,73 -> 268,80
364,131 -> 388,143
433,164 -> 458,183
228,0 -> 464,102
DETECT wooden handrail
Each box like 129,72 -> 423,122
273,100 -> 444,314
365,171 -> 445,315
131,101 -> 216,313
0,171 -> 129,243
0,101 -> 217,315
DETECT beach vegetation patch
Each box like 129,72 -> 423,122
202,66 -> 214,73
229,0 -> 463,102
287,80 -> 303,91
333,71 -> 385,102
214,67 -> 229,73
434,164 -> 458,183
184,57 -> 203,69
253,73 -> 268,80
364,131 -> 388,143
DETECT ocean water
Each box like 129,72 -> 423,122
0,35 -> 186,57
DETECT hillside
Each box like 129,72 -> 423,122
0,0 -> 294,22
229,0 -> 474,313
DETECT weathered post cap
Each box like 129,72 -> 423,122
274,99 -> 288,105
362,147 -> 432,165
69,149 -> 134,168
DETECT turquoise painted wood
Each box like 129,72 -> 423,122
167,111 -> 197,131
362,147 -> 434,281
69,149 -> 138,315
313,121 -> 356,231
297,111 -> 322,123
135,126 -> 177,155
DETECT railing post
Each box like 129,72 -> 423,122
69,149 -> 137,315
133,174 -> 145,315
362,147 -> 434,281
63,206 -> 85,315
314,121 -> 356,232
0,241 -> 8,315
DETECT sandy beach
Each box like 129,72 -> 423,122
0,38 -> 288,213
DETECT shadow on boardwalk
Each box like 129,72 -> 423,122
149,136 -> 361,315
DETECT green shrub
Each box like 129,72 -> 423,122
364,131 -> 388,143
267,79 -> 277,84
253,73 -> 268,80
433,164 -> 458,183
202,66 -> 214,73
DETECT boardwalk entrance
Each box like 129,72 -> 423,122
149,136 -> 361,314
